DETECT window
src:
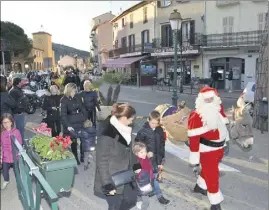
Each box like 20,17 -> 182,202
98,19 -> 101,24
258,13 -> 266,30
130,14 -> 133,28
115,40 -> 118,49
182,22 -> 190,41
121,37 -> 127,48
122,18 -> 125,27
141,30 -> 149,45
112,32 -> 114,41
128,34 -> 135,52
161,24 -> 173,47
160,0 -> 171,7
143,7 -> 148,24
223,16 -> 233,33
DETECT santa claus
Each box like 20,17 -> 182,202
188,87 -> 229,210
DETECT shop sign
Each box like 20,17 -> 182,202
151,45 -> 199,56
120,51 -> 142,58
158,57 -> 195,62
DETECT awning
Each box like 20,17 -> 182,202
103,55 -> 148,68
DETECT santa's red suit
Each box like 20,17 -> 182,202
188,87 -> 229,209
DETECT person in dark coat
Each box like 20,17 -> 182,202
135,110 -> 170,205
62,71 -> 76,87
72,119 -> 96,170
42,85 -> 62,137
80,80 -> 101,128
94,103 -> 141,210
9,77 -> 27,143
60,83 -> 87,165
0,76 -> 17,117
73,69 -> 81,90
80,75 -> 89,91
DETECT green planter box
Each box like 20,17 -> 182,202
25,141 -> 77,193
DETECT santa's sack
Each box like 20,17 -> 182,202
161,106 -> 191,142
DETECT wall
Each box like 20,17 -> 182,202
113,2 -> 155,48
91,12 -> 115,28
156,1 -> 205,38
59,55 -> 75,68
96,21 -> 114,51
205,1 -> 268,34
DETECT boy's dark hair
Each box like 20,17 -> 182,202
148,110 -> 161,122
12,77 -> 21,86
132,142 -> 147,154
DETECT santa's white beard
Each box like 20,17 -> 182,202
197,104 -> 222,130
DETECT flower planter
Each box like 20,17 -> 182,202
25,140 -> 77,193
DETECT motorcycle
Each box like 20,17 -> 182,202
23,89 -> 50,114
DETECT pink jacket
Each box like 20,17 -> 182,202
0,128 -> 22,163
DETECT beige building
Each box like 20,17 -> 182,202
58,55 -> 85,71
153,0 -> 205,81
104,1 -> 156,83
90,12 -> 115,72
32,47 -> 44,70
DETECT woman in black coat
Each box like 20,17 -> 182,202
60,83 -> 87,164
80,80 -> 101,128
42,85 -> 62,137
94,103 -> 140,210
0,76 -> 17,117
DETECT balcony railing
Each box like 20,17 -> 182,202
109,44 -> 150,58
201,30 -> 266,48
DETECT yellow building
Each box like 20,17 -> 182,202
32,31 -> 55,70
31,47 -> 44,70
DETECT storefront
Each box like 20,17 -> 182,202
202,47 -> 259,90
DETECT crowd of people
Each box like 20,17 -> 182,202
0,70 -> 230,210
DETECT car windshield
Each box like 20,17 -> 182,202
251,84 -> 256,92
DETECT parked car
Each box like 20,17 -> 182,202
240,82 -> 255,117
7,73 -> 29,89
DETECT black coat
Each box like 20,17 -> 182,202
94,117 -> 140,198
62,75 -> 76,86
0,92 -> 17,116
9,86 -> 26,114
42,94 -> 62,121
135,122 -> 165,170
60,94 -> 87,134
80,91 -> 101,112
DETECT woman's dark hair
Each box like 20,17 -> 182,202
1,113 -> 15,131
12,77 -> 21,86
112,103 -> 136,119
0,76 -> 7,92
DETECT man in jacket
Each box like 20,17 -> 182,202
9,77 -> 27,143
227,69 -> 233,93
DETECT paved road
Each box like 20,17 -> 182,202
2,85 -> 268,210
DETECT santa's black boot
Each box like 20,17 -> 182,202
210,204 -> 222,210
193,184 -> 207,196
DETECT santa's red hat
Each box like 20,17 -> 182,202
199,86 -> 220,98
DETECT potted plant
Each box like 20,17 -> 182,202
97,72 -> 130,121
26,135 -> 77,193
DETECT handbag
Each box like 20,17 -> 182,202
111,136 -> 135,188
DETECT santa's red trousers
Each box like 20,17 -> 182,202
197,148 -> 224,205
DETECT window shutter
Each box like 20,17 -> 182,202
168,25 -> 173,47
147,30 -> 150,43
189,20 -> 195,45
161,25 -> 166,47
157,1 -> 161,8
228,16 -> 234,33
141,31 -> 144,45
223,17 -> 228,33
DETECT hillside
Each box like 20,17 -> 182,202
52,43 -> 90,62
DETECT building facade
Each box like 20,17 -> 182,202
202,0 -> 268,90
90,12 -> 115,72
32,31 -> 56,71
151,0 -> 205,83
32,47 -> 44,70
58,55 -> 85,71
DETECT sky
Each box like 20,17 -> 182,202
1,1 -> 141,52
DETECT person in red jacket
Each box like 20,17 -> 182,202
187,87 -> 229,210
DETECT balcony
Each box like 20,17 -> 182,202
108,44 -> 150,58
201,30 -> 266,48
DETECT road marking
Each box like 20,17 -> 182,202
223,157 -> 268,174
163,171 -> 265,210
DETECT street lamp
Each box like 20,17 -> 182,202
74,54 -> 78,69
169,9 -> 182,106
24,64 -> 29,72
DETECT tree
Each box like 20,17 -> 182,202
0,21 -> 32,57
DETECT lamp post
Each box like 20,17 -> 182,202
169,9 -> 182,106
74,54 -> 78,69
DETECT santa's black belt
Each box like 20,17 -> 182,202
200,138 -> 225,147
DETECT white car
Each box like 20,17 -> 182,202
240,82 -> 255,116
241,82 -> 255,103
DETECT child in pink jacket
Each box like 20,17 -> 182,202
0,113 -> 22,190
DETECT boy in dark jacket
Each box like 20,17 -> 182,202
135,110 -> 170,205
